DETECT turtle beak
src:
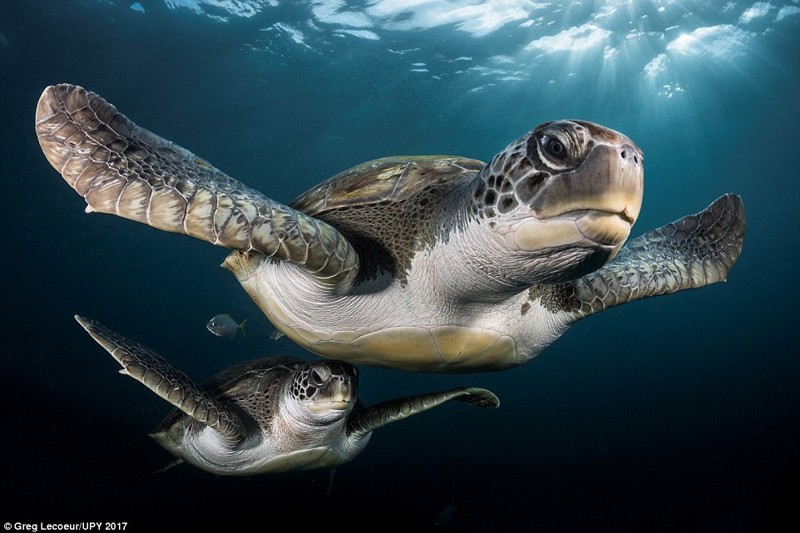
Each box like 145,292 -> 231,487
310,364 -> 357,412
324,378 -> 355,410
531,141 -> 644,229
324,400 -> 352,411
620,207 -> 635,225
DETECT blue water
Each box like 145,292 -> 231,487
1,1 -> 799,531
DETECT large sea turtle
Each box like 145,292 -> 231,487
37,84 -> 746,373
75,315 -> 499,474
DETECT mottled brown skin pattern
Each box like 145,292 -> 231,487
473,120 -> 641,219
292,157 -> 483,282
152,356 -> 308,442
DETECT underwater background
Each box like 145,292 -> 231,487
1,1 -> 799,531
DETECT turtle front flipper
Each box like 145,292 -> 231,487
346,387 -> 499,441
562,193 -> 746,320
36,85 -> 358,284
74,315 -> 243,441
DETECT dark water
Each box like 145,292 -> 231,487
1,1 -> 799,531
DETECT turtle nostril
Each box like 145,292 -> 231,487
620,145 -> 641,165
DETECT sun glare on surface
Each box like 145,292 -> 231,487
148,0 -> 797,124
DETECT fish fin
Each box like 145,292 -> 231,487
270,328 -> 285,340
239,318 -> 247,337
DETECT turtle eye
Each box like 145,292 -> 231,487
543,135 -> 567,160
309,367 -> 328,387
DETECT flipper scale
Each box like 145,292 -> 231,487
36,84 -> 357,283
74,315 -> 243,441
566,193 -> 746,318
346,386 -> 499,440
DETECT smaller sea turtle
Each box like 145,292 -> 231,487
75,316 -> 499,475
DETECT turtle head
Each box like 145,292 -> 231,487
289,360 -> 358,422
473,120 -> 644,283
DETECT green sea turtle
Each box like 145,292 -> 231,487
75,315 -> 499,474
37,84 -> 746,373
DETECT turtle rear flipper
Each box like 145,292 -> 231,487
74,315 -> 243,441
36,85 -> 357,284
346,387 -> 499,441
564,193 -> 746,319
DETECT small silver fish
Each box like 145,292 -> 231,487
206,314 -> 246,339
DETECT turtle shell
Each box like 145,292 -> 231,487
292,156 -> 484,214
290,156 -> 485,281
151,356 -> 303,440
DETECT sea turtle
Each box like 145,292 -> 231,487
75,315 -> 499,474
37,84 -> 746,373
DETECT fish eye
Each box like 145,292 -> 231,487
542,135 -> 567,160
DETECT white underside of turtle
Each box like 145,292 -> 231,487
234,245 -> 570,372
156,407 -> 364,474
